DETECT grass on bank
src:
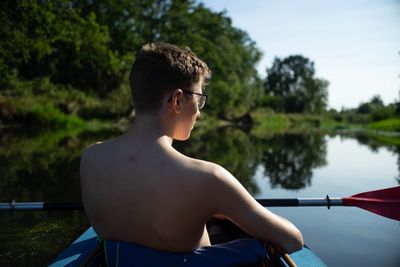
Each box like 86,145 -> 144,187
250,108 -> 289,138
0,77 -> 132,130
249,108 -> 353,132
368,118 -> 400,133
249,108 -> 400,138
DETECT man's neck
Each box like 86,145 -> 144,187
125,114 -> 174,147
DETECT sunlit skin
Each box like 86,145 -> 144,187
80,79 -> 304,253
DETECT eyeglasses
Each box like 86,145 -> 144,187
182,90 -> 208,110
168,90 -> 208,110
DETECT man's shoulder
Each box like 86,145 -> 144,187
81,140 -> 112,160
80,141 -> 109,171
189,158 -> 242,192
184,157 -> 220,175
182,157 -> 233,184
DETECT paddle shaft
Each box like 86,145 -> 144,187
0,197 -> 343,211
257,197 -> 342,208
0,201 -> 83,211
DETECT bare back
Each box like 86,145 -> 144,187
81,131 -> 303,254
80,136 -> 213,252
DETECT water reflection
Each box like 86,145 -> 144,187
0,127 -> 118,266
0,211 -> 88,266
260,133 -> 327,189
386,143 -> 399,184
338,131 -> 400,185
1,127 -> 399,201
175,128 -> 329,191
0,127 -> 120,202
0,126 -> 399,266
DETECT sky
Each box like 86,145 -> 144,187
200,0 -> 400,110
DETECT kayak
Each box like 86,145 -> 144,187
49,220 -> 326,267
49,227 -> 326,267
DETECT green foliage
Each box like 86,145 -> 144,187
257,95 -> 284,112
327,103 -> 400,133
335,95 -> 399,131
0,0 -> 125,94
27,101 -> 84,128
264,55 -> 329,113
395,95 -> 400,115
251,108 -> 332,134
1,0 -> 263,125
318,117 -> 355,131
368,118 -> 400,132
0,78 -> 131,128
250,108 -> 289,136
356,95 -> 395,122
369,95 -> 384,106
338,109 -> 369,124
370,106 -> 396,122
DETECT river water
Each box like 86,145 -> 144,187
0,126 -> 399,266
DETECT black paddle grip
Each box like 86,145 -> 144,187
257,199 -> 299,207
43,202 -> 84,210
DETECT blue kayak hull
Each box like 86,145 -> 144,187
49,227 -> 100,267
49,227 -> 326,267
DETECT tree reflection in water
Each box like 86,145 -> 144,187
260,133 -> 327,189
175,127 -> 329,191
339,132 -> 400,185
2,127 -> 398,199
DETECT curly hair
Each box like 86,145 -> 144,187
129,43 -> 211,114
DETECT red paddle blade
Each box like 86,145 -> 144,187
343,186 -> 400,221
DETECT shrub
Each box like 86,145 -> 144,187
368,118 -> 400,132
370,106 -> 395,122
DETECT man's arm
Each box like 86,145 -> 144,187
206,164 -> 304,254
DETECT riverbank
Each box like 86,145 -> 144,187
0,78 -> 131,130
249,108 -> 400,136
1,87 -> 399,136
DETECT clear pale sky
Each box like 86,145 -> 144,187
200,0 -> 400,110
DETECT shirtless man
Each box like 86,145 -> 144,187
80,43 -> 303,256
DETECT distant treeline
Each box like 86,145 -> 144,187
331,95 -> 400,132
0,0 -> 398,129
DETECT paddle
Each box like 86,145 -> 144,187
0,201 -> 83,211
256,186 -> 400,221
1,186 -> 399,221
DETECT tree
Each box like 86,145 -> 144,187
370,95 -> 384,106
355,95 -> 395,121
264,55 -> 329,113
0,0 -> 124,94
1,0 -> 263,120
396,90 -> 400,116
70,0 -> 263,119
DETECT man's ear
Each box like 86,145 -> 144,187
171,89 -> 184,113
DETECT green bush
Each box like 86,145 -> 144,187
251,108 -> 289,131
370,106 -> 396,122
13,99 -> 85,128
368,118 -> 400,132
0,76 -> 133,127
